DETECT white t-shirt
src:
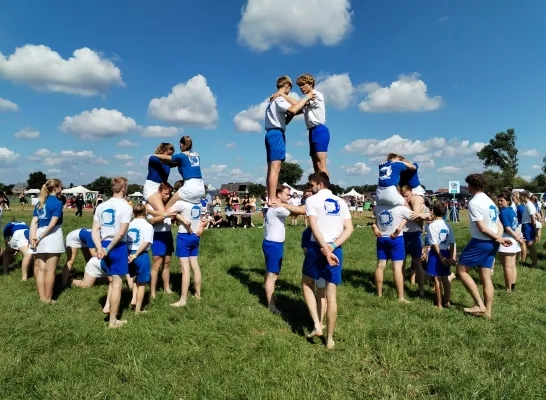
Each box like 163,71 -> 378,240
305,189 -> 350,243
264,207 -> 290,243
264,97 -> 291,131
127,218 -> 154,252
288,197 -> 300,206
375,205 -> 412,237
93,198 -> 133,242
171,200 -> 202,234
521,200 -> 536,224
468,192 -> 498,240
510,202 -> 517,214
427,220 -> 455,251
304,90 -> 326,129
146,204 -> 172,233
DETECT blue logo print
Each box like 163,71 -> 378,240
439,228 -> 449,244
488,205 -> 498,222
379,165 -> 392,181
101,209 -> 116,227
128,228 -> 140,245
36,207 -> 47,220
512,216 -> 518,230
191,206 -> 201,220
188,153 -> 200,167
378,210 -> 393,226
324,199 -> 340,215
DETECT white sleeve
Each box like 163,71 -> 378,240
305,199 -> 317,217
468,202 -> 484,222
93,205 -> 101,222
276,207 -> 291,218
527,203 -> 536,215
341,202 -> 351,220
400,206 -> 412,220
143,224 -> 155,244
121,206 -> 133,224
428,224 -> 439,245
170,200 -> 183,214
276,97 -> 291,112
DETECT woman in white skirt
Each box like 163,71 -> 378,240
143,143 -> 175,215
29,179 -> 65,303
497,192 -> 523,292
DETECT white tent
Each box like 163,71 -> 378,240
62,185 -> 96,194
282,182 -> 303,196
25,189 -> 40,194
341,188 -> 363,198
207,184 -> 216,191
129,192 -> 143,197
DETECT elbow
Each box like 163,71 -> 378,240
287,107 -> 297,114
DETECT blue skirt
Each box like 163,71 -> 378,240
427,249 -> 451,277
458,238 -> 499,269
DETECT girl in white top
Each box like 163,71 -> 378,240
497,192 -> 524,292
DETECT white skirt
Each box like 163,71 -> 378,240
375,186 -> 405,206
498,236 -> 521,254
536,221 -> 543,229
65,229 -> 82,248
349,206 -> 356,212
9,229 -> 29,251
177,178 -> 205,204
36,225 -> 65,254
412,185 -> 426,197
143,180 -> 161,201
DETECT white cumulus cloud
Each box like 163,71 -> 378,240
316,73 -> 355,109
0,44 -> 124,96
0,148 -> 20,165
359,73 -> 443,112
0,97 -> 19,112
237,0 -> 353,52
115,154 -> 133,160
226,142 -> 236,148
531,165 -> 541,170
28,148 -> 109,167
141,125 -> 181,137
437,166 -> 460,174
60,108 -> 138,139
521,149 -> 539,157
117,140 -> 139,147
344,162 -> 371,175
147,75 -> 218,128
203,164 -> 227,175
14,127 -> 40,139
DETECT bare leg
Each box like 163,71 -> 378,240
527,242 -> 537,267
520,241 -> 527,263
162,255 -> 172,294
35,254 -> 47,302
375,260 -> 387,296
478,267 -> 494,319
441,276 -> 451,306
456,265 -> 487,314
134,283 -> 146,313
312,152 -> 328,176
412,256 -> 425,296
266,160 -> 281,205
72,272 -> 97,288
433,276 -> 442,308
164,192 -> 182,212
189,256 -> 201,299
264,272 -> 279,311
62,247 -> 76,286
315,287 -> 327,327
3,247 -> 15,274
392,261 -> 409,303
103,279 -> 112,313
301,275 -> 323,337
43,254 -> 59,303
21,249 -> 33,281
501,253 -> 515,291
108,275 -> 127,328
171,257 -> 190,307
150,256 -> 163,299
325,282 -> 337,349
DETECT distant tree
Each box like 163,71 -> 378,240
329,183 -> 345,195
0,183 -> 14,195
27,171 -> 47,189
482,170 -> 505,194
69,183 -> 74,188
477,128 -> 518,187
87,176 -> 113,196
247,183 -> 266,197
279,162 -> 304,186
127,183 -> 144,195
531,174 -> 546,192
542,156 -> 546,176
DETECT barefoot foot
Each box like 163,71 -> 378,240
326,340 -> 335,350
306,329 -> 323,339
171,300 -> 187,307
109,319 -> 128,328
463,305 -> 486,315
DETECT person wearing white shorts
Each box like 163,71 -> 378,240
3,229 -> 34,281
497,192 -> 523,292
143,143 -> 175,215
63,228 -> 98,286
375,154 -> 417,206
29,179 -> 65,304
72,257 -> 109,288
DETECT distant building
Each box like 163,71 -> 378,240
11,182 -> 27,195
219,182 -> 250,193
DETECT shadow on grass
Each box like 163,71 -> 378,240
228,265 -> 309,337
343,268 -> 378,294
97,287 -> 149,319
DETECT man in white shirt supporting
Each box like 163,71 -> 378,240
265,76 -> 299,205
92,177 -> 133,328
302,172 -> 353,349
456,174 -> 511,319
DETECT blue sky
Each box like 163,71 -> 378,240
1,0 -> 545,190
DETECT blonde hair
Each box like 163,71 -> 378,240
37,179 -> 61,209
400,185 -> 412,194
112,177 -> 128,194
276,75 -> 292,89
155,142 -> 175,154
133,203 -> 146,217
296,73 -> 315,88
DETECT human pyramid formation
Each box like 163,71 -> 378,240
1,73 -> 543,349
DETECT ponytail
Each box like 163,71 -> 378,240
37,179 -> 61,209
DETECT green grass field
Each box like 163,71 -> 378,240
1,208 -> 546,399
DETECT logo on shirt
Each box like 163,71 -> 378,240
36,207 -> 47,220
488,205 -> 498,222
378,210 -> 393,226
128,228 -> 140,245
324,199 -> 340,215
191,206 -> 201,220
439,229 -> 449,244
512,216 -> 518,230
379,165 -> 392,181
188,154 -> 200,167
101,209 -> 116,227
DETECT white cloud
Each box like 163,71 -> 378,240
226,141 -> 236,148
237,0 -> 353,52
203,164 -> 227,175
0,44 -> 123,96
531,165 -> 541,170
147,75 -> 218,128
0,97 -> 19,112
117,139 -> 139,147
437,166 -> 460,174
115,154 -> 133,160
141,125 -> 181,137
295,141 -> 305,147
521,149 -> 539,157
521,175 -> 532,181
14,127 -> 40,139
0,148 -> 20,165
344,162 -> 371,175
60,108 -> 137,139
234,92 -> 300,132
285,153 -> 299,164
229,168 -> 251,180
316,73 -> 355,109
47,168 -> 62,174
358,73 -> 443,112
124,162 -> 134,167
28,148 -> 109,167
435,16 -> 449,24
256,177 -> 266,184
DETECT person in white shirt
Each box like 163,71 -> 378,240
302,172 -> 353,349
519,191 -> 538,267
170,200 -> 207,307
457,174 -> 511,319
262,186 -> 302,313
372,204 -> 413,303
287,193 -> 300,226
285,74 -> 330,176
265,76 -> 299,205
92,177 -> 133,328
127,203 -> 154,313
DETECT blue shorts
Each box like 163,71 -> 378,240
262,239 -> 284,274
522,223 -> 536,242
301,227 -> 312,249
404,231 -> 422,258
129,251 -> 151,283
302,242 -> 342,285
308,124 -> 330,155
176,233 -> 200,258
458,238 -> 499,269
427,249 -> 451,277
376,236 -> 406,261
100,241 -> 129,276
152,231 -> 174,257
265,129 -> 286,163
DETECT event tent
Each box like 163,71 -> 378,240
24,189 -> 40,194
282,183 -> 303,196
129,192 -> 143,197
341,188 -> 363,197
61,185 -> 96,194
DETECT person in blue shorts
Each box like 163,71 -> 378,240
127,204 -> 154,313
519,191 -> 538,267
92,177 -> 133,328
456,174 -> 511,319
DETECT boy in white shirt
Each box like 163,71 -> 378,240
127,203 -> 155,313
426,203 -> 456,308
92,177 -> 133,328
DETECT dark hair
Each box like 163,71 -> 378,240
173,180 -> 184,192
303,182 -> 313,191
432,203 -> 446,217
424,199 -> 431,209
497,191 -> 512,205
308,172 -> 330,189
387,153 -> 400,161
180,135 -> 193,151
158,182 -> 173,193
133,203 -> 147,217
465,173 -> 486,192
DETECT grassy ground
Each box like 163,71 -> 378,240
1,208 -> 546,399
